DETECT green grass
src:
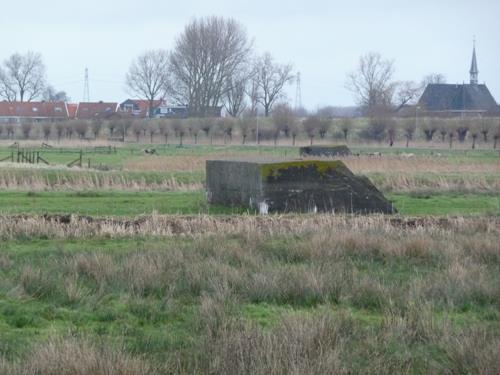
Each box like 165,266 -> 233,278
0,230 -> 498,371
1,143 -> 498,170
389,192 -> 500,216
0,191 -> 245,216
0,190 -> 498,216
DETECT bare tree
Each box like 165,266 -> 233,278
480,118 -> 493,143
74,121 -> 88,139
91,119 -> 103,139
317,119 -> 331,139
188,119 -> 201,144
0,52 -> 46,102
42,85 -> 70,102
303,116 -> 321,145
402,118 -> 416,147
5,124 -> 15,139
421,73 -> 447,86
493,123 -> 500,149
224,76 -> 248,117
393,81 -> 422,111
469,123 -> 479,149
157,119 -> 171,144
421,117 -> 439,142
253,53 -> 294,116
42,122 -> 52,141
346,52 -> 395,115
169,16 -> 252,116
272,103 -> 296,143
132,121 -> 142,142
246,79 -> 260,117
147,121 -> 158,143
0,68 -> 16,101
238,116 -> 255,144
126,50 -> 170,118
20,122 -> 32,139
339,118 -> 353,141
220,118 -> 235,144
54,122 -> 65,142
172,119 -> 186,146
65,123 -> 74,140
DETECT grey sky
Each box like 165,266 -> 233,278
1,0 -> 499,108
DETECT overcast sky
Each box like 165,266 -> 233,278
1,0 -> 499,108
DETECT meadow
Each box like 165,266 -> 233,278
0,138 -> 499,373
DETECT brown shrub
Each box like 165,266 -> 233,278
3,337 -> 153,374
199,313 -> 348,375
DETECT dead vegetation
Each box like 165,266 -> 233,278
0,215 -> 499,373
0,214 -> 498,239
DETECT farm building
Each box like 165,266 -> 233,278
0,101 -> 70,123
75,102 -> 119,120
119,99 -> 163,118
206,158 -> 394,214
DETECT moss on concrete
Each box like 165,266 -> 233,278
260,160 -> 351,179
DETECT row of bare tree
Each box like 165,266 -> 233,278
126,16 -> 295,118
2,114 -> 499,149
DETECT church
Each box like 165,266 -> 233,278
417,42 -> 499,117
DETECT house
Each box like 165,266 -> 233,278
76,102 -> 118,120
153,104 -> 223,118
119,99 -> 163,118
0,101 -> 70,123
417,42 -> 499,117
153,103 -> 189,118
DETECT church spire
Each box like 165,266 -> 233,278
470,37 -> 479,85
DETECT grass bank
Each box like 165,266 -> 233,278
0,190 -> 498,216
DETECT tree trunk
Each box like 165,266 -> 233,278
292,135 -> 296,146
472,136 -> 476,149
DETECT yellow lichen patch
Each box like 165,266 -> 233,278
260,160 -> 351,179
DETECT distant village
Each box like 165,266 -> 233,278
0,99 -> 224,124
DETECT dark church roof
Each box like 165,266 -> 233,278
418,83 -> 498,112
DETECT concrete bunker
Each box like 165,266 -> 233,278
206,159 -> 394,214
299,145 -> 352,158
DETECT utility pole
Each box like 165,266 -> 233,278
294,71 -> 302,111
83,67 -> 90,102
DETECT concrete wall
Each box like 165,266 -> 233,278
206,160 -> 263,208
206,159 -> 394,214
299,145 -> 351,157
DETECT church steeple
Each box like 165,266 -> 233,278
470,37 -> 479,85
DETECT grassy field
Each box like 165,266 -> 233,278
0,217 -> 499,373
0,190 -> 498,216
0,141 -> 499,373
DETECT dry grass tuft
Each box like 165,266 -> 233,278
1,337 -> 152,375
199,313 -> 348,375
